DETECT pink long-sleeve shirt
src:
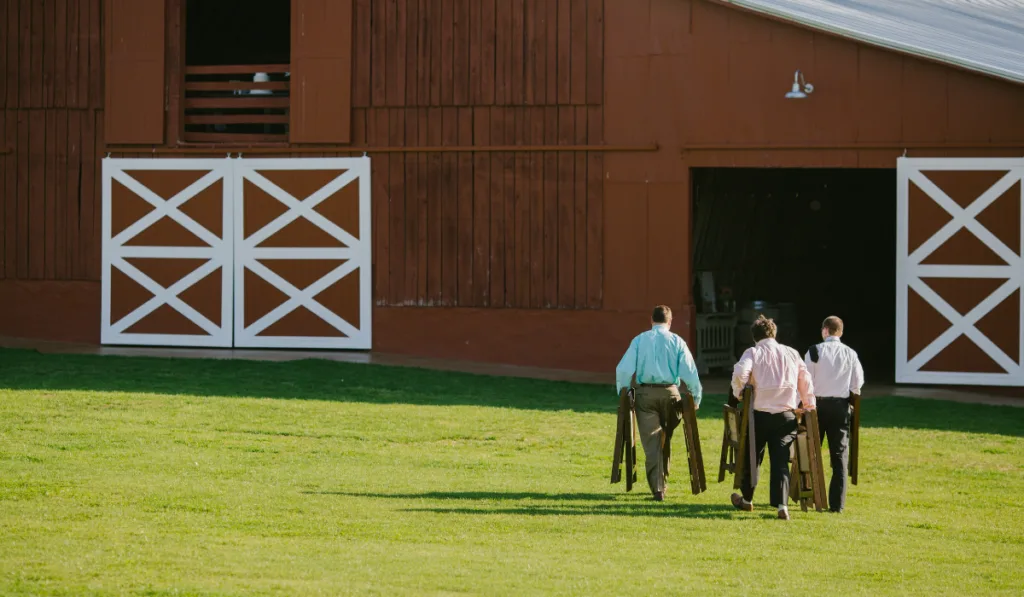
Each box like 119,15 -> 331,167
731,338 -> 816,414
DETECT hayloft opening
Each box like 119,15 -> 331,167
183,0 -> 292,143
691,168 -> 897,382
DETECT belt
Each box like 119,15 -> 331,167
818,396 -> 849,400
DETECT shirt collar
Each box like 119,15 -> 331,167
756,338 -> 777,347
652,323 -> 669,331
824,336 -> 841,343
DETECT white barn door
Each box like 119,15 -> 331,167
896,158 -> 1024,386
101,157 -> 372,351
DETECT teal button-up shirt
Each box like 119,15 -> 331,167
615,324 -> 703,407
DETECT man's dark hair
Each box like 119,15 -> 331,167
652,305 -> 672,324
823,315 -> 843,336
751,314 -> 777,342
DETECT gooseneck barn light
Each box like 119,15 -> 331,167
785,70 -> 814,99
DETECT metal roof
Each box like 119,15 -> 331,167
716,0 -> 1024,84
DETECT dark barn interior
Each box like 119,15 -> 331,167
692,168 -> 897,382
185,0 -> 291,67
184,0 -> 292,140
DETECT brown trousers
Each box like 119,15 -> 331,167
634,385 -> 683,494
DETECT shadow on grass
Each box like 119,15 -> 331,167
1,348 -> 1021,436
305,489 -> 742,519
404,504 -> 742,519
301,491 -> 616,501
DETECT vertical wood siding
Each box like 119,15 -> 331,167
1,0 -> 104,282
353,0 -> 605,309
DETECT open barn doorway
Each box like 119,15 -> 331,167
691,168 -> 897,383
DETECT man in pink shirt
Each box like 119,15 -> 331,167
729,315 -> 816,520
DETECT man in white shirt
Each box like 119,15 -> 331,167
729,315 -> 816,520
805,315 -> 864,513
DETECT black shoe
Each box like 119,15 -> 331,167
653,491 -> 664,502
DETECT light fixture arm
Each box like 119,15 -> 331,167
794,69 -> 814,94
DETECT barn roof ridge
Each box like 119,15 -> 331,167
715,0 -> 1024,84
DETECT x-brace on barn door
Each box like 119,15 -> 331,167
101,157 -> 372,350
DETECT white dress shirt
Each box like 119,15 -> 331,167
804,336 -> 864,399
731,338 -> 816,414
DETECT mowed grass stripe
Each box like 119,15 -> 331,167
0,349 -> 1021,596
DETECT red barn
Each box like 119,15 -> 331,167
1,0 -> 1022,386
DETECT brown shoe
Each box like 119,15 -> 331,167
777,509 -> 791,520
730,493 -> 753,512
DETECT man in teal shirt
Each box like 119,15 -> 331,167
615,305 -> 703,501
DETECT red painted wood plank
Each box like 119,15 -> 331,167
5,0 -> 18,109
586,0 -> 603,105
416,107 -> 429,301
570,0 -> 586,105
53,109 -> 67,279
385,0 -> 405,107
43,110 -> 56,279
352,0 -> 371,107
473,106 -> 491,306
557,105 -> 574,306
542,106 -> 557,307
64,0 -> 77,107
54,0 -> 69,106
16,110 -> 28,277
43,0 -> 54,107
21,0 -> 34,107
456,107 -> 473,304
529,106 -> 544,308
494,0 -> 510,105
368,108 -> 390,302
388,109 -> 406,304
404,108 -> 418,301
370,0 -> 387,106
573,106 -> 587,307
440,0 -> 454,106
545,0 -> 558,105
3,110 -> 16,276
586,105 -> 602,308
66,108 -> 80,280
416,0 -> 431,105
556,0 -> 571,105
514,108 -> 531,308
524,0 -> 539,105
468,0 -> 481,105
488,108 -> 504,306
28,110 -> 45,278
0,110 -> 4,276
479,0 -> 495,105
429,0 -> 442,106
452,0 -> 469,106
0,1 -> 8,109
76,0 -> 89,108
427,106 -> 443,302
88,0 -> 101,109
87,109 -> 101,279
440,106 -> 458,303
510,0 -> 525,106
502,107 -> 515,306
405,0 -> 419,106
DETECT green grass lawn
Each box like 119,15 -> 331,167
1,348 -> 1022,596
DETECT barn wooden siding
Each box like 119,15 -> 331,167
352,0 -> 605,310
0,0 -> 104,283
601,0 -> 1024,314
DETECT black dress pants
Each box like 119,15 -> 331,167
740,410 -> 797,508
817,397 -> 853,512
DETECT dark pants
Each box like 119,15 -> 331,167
817,397 -> 853,512
741,410 -> 797,508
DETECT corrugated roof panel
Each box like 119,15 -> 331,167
718,0 -> 1024,84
